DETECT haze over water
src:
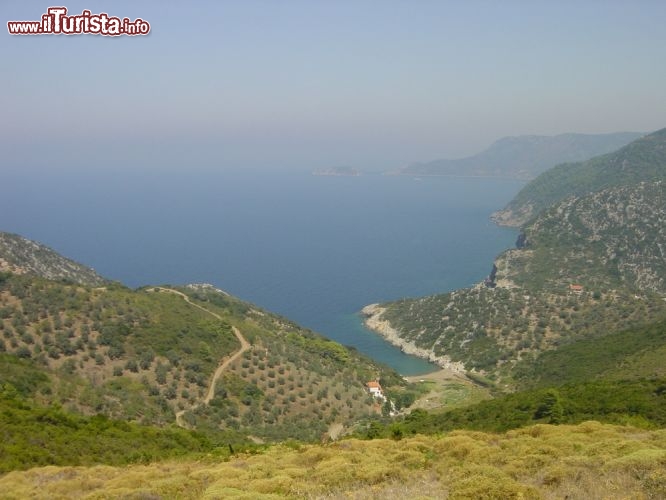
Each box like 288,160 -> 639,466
1,168 -> 522,374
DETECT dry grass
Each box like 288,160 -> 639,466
1,422 -> 665,499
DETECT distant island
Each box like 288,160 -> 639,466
312,166 -> 361,176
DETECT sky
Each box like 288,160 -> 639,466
3,1 -> 666,172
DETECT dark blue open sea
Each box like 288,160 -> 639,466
1,168 -> 522,375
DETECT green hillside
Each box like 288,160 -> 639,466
493,127 -> 666,226
0,233 -> 411,444
366,180 -> 666,385
363,317 -> 666,436
0,384 -> 214,473
366,378 -> 666,438
376,286 -> 666,378
513,319 -> 666,388
358,319 -> 666,447
514,181 -> 666,292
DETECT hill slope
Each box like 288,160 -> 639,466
0,235 -> 410,443
511,181 -> 666,292
364,181 -> 666,384
513,318 -> 666,388
493,127 -> 666,226
400,131 -> 642,180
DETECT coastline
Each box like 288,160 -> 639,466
361,303 -> 466,374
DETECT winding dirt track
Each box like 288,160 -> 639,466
154,287 -> 250,428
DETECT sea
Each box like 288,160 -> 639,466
1,168 -> 523,375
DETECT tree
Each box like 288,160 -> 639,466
366,421 -> 384,439
534,389 -> 564,424
15,346 -> 32,359
155,363 -> 168,385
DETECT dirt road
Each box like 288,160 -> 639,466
154,287 -> 251,427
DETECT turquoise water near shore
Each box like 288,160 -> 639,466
1,169 -> 522,375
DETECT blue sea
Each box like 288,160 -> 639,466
1,168 -> 522,375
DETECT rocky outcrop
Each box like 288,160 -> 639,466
515,232 -> 528,249
185,283 -> 230,296
490,202 -> 536,228
0,232 -> 107,286
483,264 -> 498,288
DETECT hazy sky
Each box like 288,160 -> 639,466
4,1 -> 666,171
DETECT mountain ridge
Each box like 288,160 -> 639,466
493,127 -> 666,226
400,131 -> 643,180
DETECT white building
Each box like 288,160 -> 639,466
366,380 -> 386,401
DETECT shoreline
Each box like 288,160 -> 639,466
361,303 -> 466,374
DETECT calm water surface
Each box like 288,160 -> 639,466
1,168 -> 522,374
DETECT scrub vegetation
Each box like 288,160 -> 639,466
1,422 -> 664,499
